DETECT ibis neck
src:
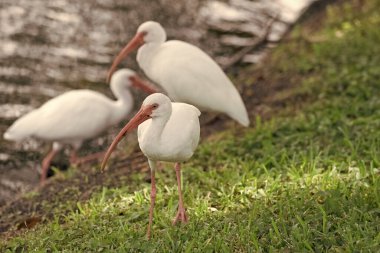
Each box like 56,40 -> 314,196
144,112 -> 170,144
137,42 -> 161,73
110,89 -> 134,125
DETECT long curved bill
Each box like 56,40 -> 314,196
100,105 -> 153,172
130,75 -> 158,94
107,32 -> 145,83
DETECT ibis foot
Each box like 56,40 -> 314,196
172,207 -> 188,225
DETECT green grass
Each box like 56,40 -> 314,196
2,0 -> 380,252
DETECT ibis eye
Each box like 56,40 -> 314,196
152,103 -> 158,109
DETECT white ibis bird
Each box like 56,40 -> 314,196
107,21 -> 250,127
101,93 -> 201,239
3,69 -> 154,184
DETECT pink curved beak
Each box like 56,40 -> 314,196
130,75 -> 158,94
107,32 -> 145,83
101,104 -> 154,172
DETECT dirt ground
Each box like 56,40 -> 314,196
0,0 -> 333,242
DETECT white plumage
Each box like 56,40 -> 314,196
108,21 -> 250,126
101,93 -> 201,239
5,89 -> 127,143
138,102 -> 200,162
4,68 -> 147,184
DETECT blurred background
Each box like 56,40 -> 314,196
0,0 -> 320,205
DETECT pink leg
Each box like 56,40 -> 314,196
69,150 -> 78,164
147,169 -> 156,239
71,151 -> 106,165
40,149 -> 58,185
172,163 -> 188,225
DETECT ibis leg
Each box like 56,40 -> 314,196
69,149 -> 78,164
172,163 -> 188,225
147,169 -> 156,239
40,149 -> 58,185
72,151 -> 106,165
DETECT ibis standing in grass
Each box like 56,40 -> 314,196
101,93 -> 201,239
3,69 -> 154,184
107,21 -> 250,127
